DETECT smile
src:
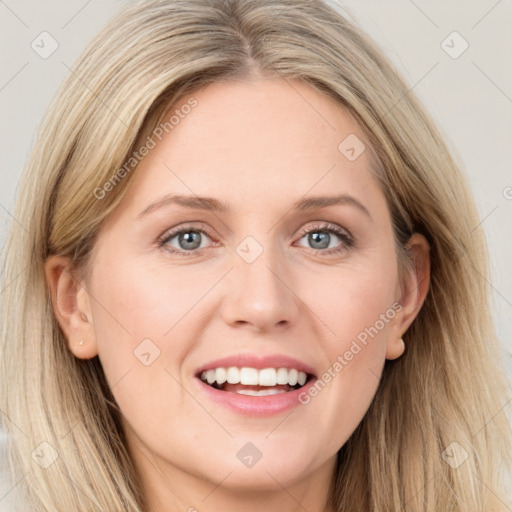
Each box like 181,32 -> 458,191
195,354 -> 317,416
199,366 -> 310,395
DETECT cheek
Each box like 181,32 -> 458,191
88,252 -> 221,341
312,257 -> 398,349
301,258 -> 397,429
86,254 -> 223,413
87,265 -> 187,435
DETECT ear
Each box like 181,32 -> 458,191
386,233 -> 431,360
44,255 -> 98,359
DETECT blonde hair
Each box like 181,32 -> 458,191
1,0 -> 510,510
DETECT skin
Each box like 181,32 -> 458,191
45,76 -> 430,512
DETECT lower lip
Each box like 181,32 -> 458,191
195,377 -> 317,417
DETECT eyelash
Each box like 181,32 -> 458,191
157,222 -> 354,257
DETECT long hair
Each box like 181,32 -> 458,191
1,0 -> 510,510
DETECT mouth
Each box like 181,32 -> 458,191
194,354 -> 317,416
197,366 -> 313,396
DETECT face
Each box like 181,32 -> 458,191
48,77 -> 428,507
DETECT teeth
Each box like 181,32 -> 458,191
258,368 -> 277,386
206,369 -> 216,385
215,367 -> 227,384
240,367 -> 259,385
200,367 -> 309,388
226,367 -> 240,384
276,368 -> 289,385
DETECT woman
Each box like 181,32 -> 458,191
1,0 -> 510,510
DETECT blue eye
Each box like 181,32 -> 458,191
159,224 -> 213,254
295,223 -> 353,255
157,222 -> 353,257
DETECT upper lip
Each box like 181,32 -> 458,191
196,353 -> 317,378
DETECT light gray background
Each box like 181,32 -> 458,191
0,0 -> 511,507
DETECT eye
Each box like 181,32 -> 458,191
157,221 -> 354,257
158,223 -> 215,256
295,222 -> 353,256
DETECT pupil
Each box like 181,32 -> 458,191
180,231 -> 201,250
310,232 -> 329,249
177,231 -> 331,251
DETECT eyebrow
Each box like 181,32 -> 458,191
136,193 -> 372,220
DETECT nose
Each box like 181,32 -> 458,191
219,243 -> 300,333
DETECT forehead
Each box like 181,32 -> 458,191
116,77 -> 383,219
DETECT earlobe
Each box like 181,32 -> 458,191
44,255 -> 98,359
386,336 -> 405,360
